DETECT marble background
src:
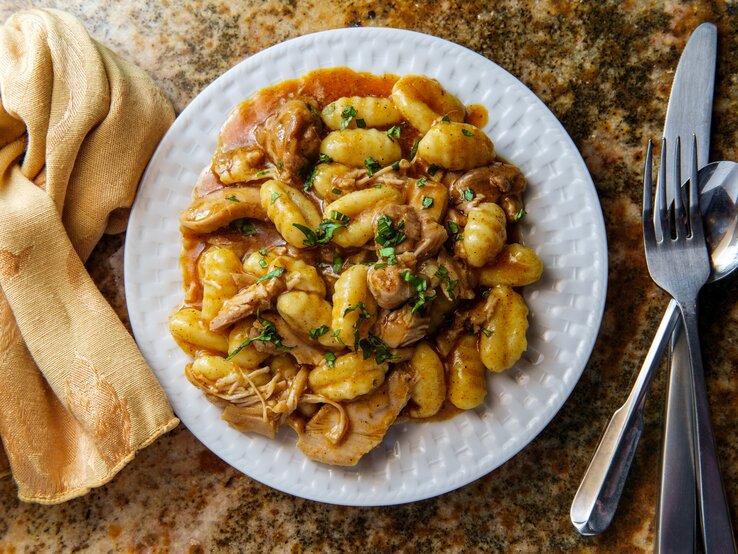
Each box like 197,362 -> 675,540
1,0 -> 737,552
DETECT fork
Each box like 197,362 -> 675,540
643,137 -> 736,553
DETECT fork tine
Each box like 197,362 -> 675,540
656,138 -> 669,241
643,140 -> 655,244
689,134 -> 703,240
673,136 -> 687,239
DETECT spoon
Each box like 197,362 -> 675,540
570,160 -> 738,536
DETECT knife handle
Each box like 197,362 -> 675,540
655,323 -> 696,553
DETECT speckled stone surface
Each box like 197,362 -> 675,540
1,1 -> 737,552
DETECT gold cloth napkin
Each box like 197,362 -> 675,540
0,8 -> 179,504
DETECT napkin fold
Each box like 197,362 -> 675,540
0,8 -> 178,504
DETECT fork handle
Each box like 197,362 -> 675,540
678,302 -> 736,553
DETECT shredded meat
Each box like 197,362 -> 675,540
449,162 -> 527,212
250,315 -> 324,366
374,306 -> 430,348
437,249 -> 476,300
373,204 -> 421,255
180,187 -> 267,234
367,252 -> 417,309
222,404 -> 278,438
209,276 -> 285,331
254,97 -> 323,183
296,370 -> 412,466
414,217 -> 448,260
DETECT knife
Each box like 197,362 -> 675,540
656,22 -> 736,554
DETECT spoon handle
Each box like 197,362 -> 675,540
570,300 -> 679,535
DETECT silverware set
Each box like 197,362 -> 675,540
571,22 -> 738,551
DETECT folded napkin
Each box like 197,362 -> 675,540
0,8 -> 178,504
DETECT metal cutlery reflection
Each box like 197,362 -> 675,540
643,137 -> 736,553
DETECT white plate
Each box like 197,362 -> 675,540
125,28 -> 607,506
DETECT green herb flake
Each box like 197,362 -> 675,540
435,265 -> 458,299
255,266 -> 285,284
375,214 -> 407,247
225,194 -> 240,202
255,169 -> 271,177
226,316 -> 291,359
386,126 -> 402,142
307,103 -> 322,119
332,188 -> 343,195
410,140 -> 419,159
319,153 -> 333,164
364,157 -> 382,177
258,258 -> 268,269
355,118 -> 366,128
331,210 -> 350,224
462,129 -> 475,137
447,221 -> 463,242
401,270 -> 434,315
359,334 -> 398,364
340,105 -> 358,130
379,246 -> 395,258
332,254 -> 343,273
309,325 -> 329,340
292,219 -> 347,247
277,162 -> 284,170
391,160 -> 401,171
481,288 -> 491,298
322,104 -> 336,116
233,218 -> 257,237
427,164 -> 441,176
463,188 -> 475,201
421,196 -> 434,209
514,208 -> 527,222
481,328 -> 493,337
259,248 -> 267,256
270,192 -> 281,204
416,177 -> 427,188
325,352 -> 337,368
441,115 -> 450,122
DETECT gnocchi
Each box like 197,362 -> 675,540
172,68 -> 541,467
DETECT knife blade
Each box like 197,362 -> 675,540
656,21 -> 736,554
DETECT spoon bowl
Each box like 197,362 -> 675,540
700,161 -> 738,281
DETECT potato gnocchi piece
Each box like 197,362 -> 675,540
447,334 -> 487,410
407,341 -> 446,418
391,75 -> 465,133
330,264 -> 377,350
320,129 -> 402,168
169,307 -> 229,354
308,351 -> 388,401
260,180 -> 322,248
199,247 -> 243,322
277,291 -> 333,338
322,96 -> 402,130
478,244 -> 543,287
323,185 -> 403,248
227,317 -> 270,370
480,285 -> 529,372
418,122 -> 494,170
269,354 -> 300,379
462,202 -> 507,267
212,145 -> 266,184
180,186 -> 267,234
312,162 -> 355,201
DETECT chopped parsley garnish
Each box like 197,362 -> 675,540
309,325 -> 329,340
331,210 -> 350,224
293,218 -> 346,247
514,208 -> 527,222
325,352 -> 337,368
332,253 -> 343,273
259,248 -> 267,256
356,118 -> 366,128
463,188 -> 475,201
332,188 -> 342,195
416,177 -> 427,188
359,334 -> 398,364
258,258 -> 268,268
386,126 -> 402,142
307,103 -> 322,119
441,115 -> 450,122
375,214 -> 407,247
364,157 -> 382,177
226,316 -> 290,360
277,162 -> 284,170
255,169 -> 271,177
225,194 -> 239,202
421,196 -> 434,209
435,265 -> 458,299
340,105 -> 358,130
410,140 -> 419,159
331,328 -> 345,345
374,246 -> 397,268
322,104 -> 336,116
447,221 -> 463,241
481,328 -> 493,337
481,288 -> 491,298
344,302 -> 374,350
270,192 -> 281,204
402,270 -> 435,315
232,218 -> 257,237
427,164 -> 441,176
391,160 -> 401,171
462,129 -> 475,137
255,266 -> 285,284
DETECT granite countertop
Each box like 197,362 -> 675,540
1,1 -> 737,552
